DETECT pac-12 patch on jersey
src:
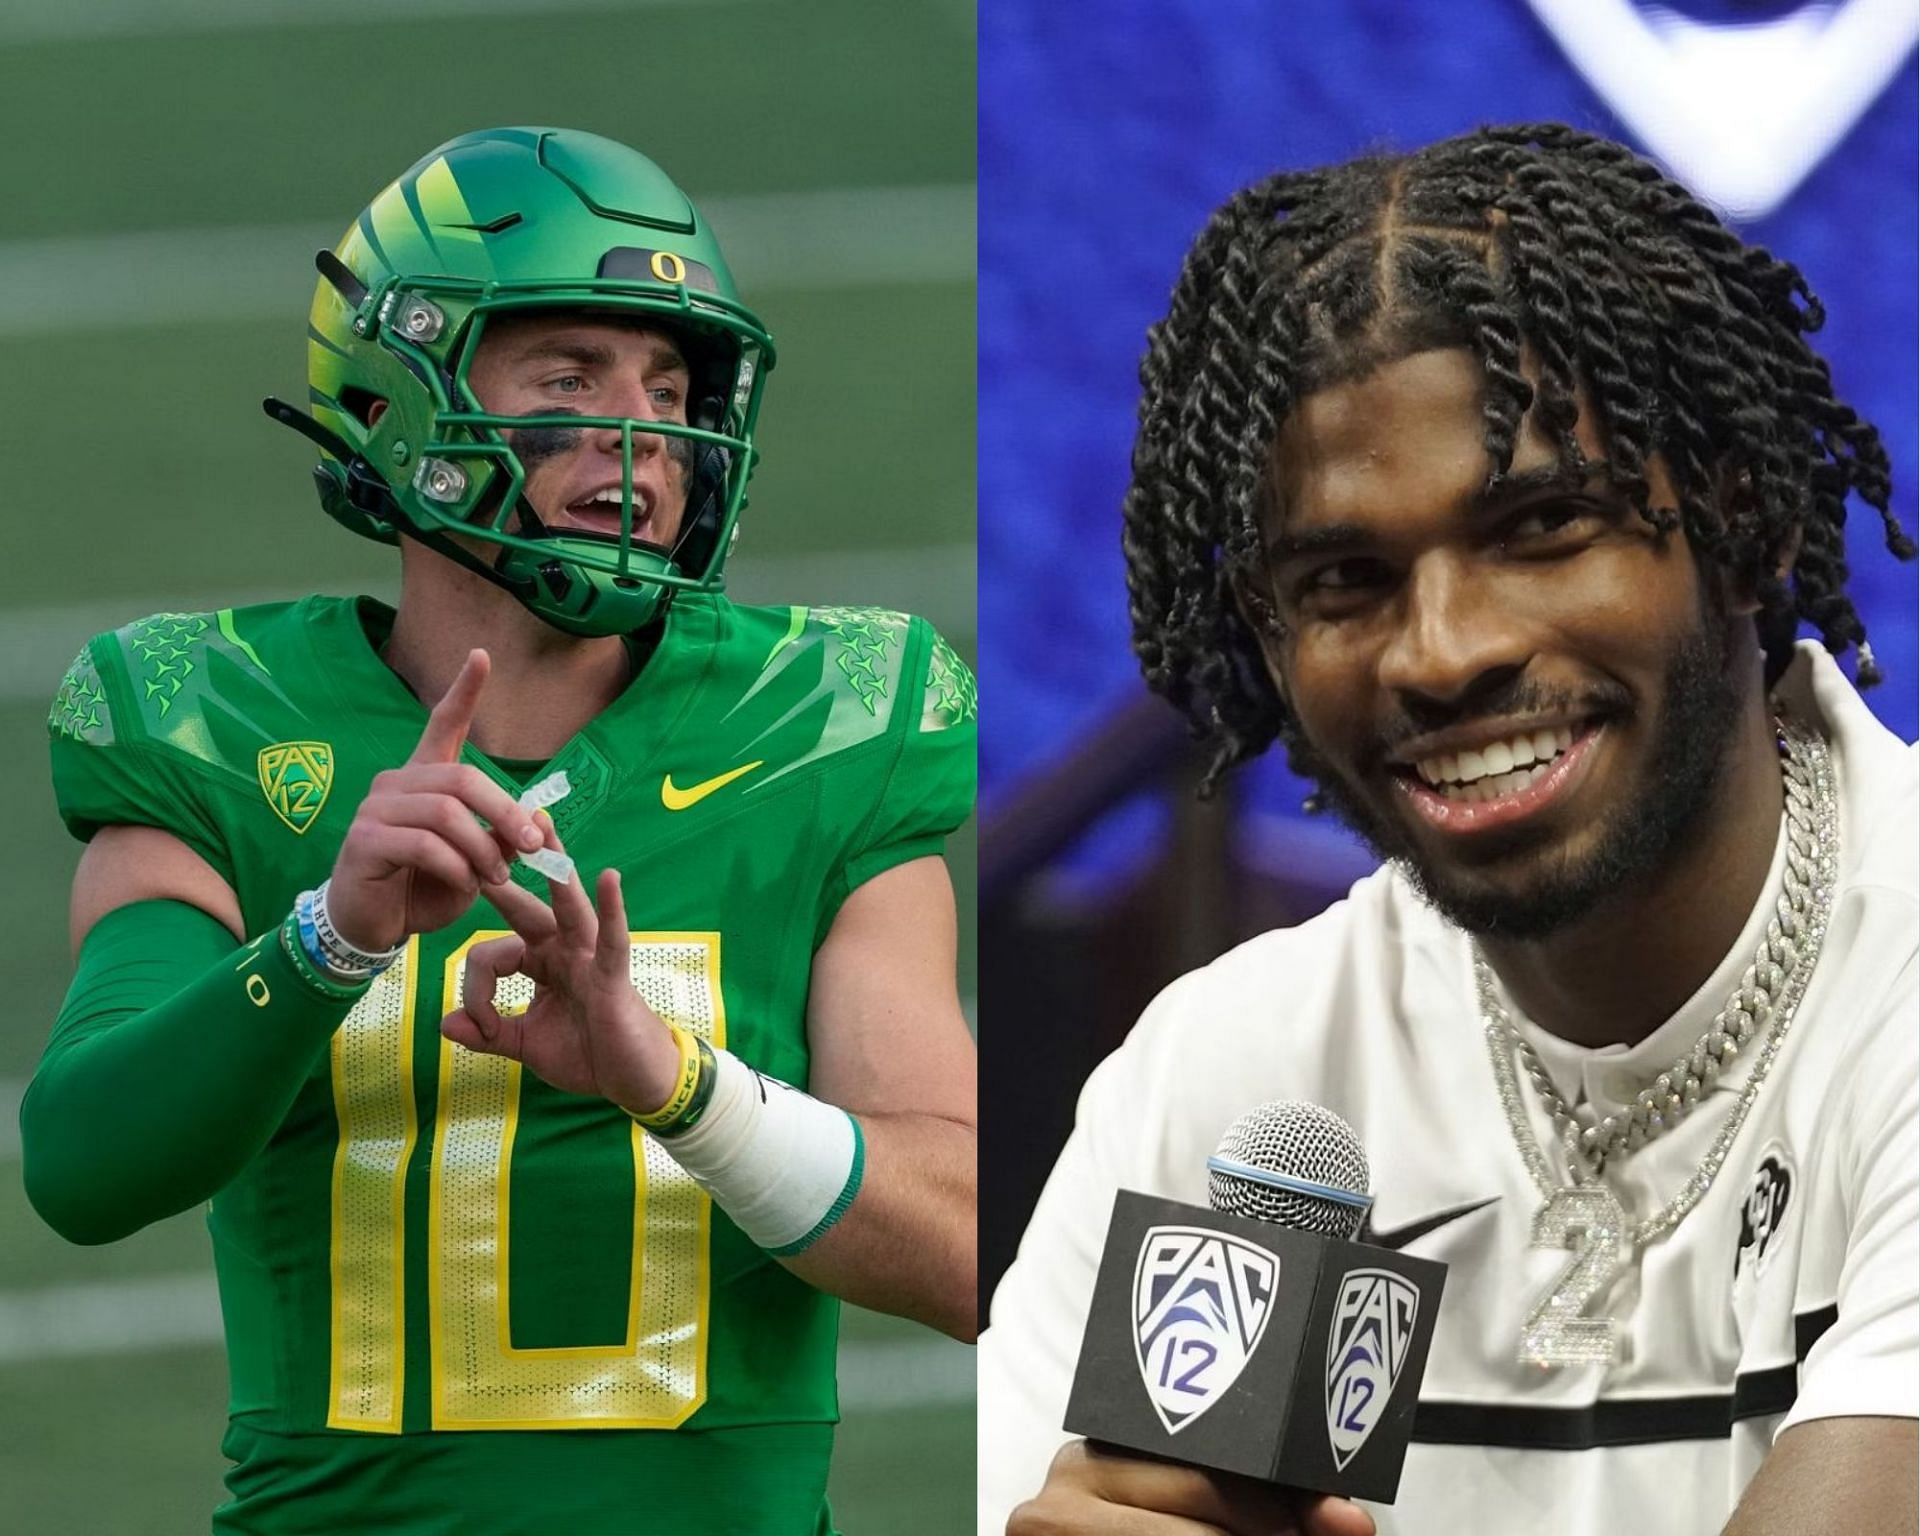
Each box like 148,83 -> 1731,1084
1132,1226 -> 1279,1434
1325,1268 -> 1420,1470
257,741 -> 335,833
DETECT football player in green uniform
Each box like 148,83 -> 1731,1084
22,127 -> 976,1535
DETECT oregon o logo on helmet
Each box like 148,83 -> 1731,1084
1131,1226 -> 1279,1435
648,249 -> 687,285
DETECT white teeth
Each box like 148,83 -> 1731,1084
1432,759 -> 1552,802
574,488 -> 652,521
1412,725 -> 1583,789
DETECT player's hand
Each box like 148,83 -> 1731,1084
437,826 -> 681,1113
326,649 -> 546,952
1007,1441 -> 1377,1536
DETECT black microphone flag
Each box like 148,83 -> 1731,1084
1062,1104 -> 1447,1503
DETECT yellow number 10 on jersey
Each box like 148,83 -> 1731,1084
327,931 -> 724,1432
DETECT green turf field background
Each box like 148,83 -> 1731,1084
0,2 -> 975,1529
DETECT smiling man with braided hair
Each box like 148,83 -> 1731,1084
980,124 -> 1916,1536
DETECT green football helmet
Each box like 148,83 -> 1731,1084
274,126 -> 776,636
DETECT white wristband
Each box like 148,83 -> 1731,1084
650,1046 -> 864,1256
303,880 -> 404,979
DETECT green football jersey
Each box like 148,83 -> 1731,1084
47,593 -> 976,1535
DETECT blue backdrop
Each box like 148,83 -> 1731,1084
980,0 -> 1918,872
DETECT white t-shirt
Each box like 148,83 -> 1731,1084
978,645 -> 1917,1535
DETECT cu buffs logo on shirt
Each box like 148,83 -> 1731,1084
1736,1153 -> 1794,1278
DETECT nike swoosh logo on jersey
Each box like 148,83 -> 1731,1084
1358,1195 -> 1499,1251
661,760 -> 764,811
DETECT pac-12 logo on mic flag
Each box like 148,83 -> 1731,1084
1325,1269 -> 1421,1470
1132,1226 -> 1279,1434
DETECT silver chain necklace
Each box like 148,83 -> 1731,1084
1479,717 -> 1838,1367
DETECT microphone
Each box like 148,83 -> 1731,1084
1062,1101 -> 1447,1503
1207,1099 -> 1372,1235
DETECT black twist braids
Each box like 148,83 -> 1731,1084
1123,123 -> 1914,787
1125,171 -> 1358,748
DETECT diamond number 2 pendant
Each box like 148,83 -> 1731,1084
1519,1185 -> 1628,1368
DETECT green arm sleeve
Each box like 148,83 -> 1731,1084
19,900 -> 361,1245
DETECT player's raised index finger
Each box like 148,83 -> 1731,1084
410,649 -> 490,765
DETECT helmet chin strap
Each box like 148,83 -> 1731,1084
483,480 -> 691,636
405,512 -> 673,637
